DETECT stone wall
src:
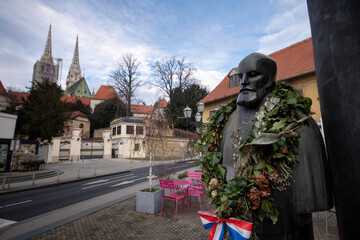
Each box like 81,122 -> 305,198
12,143 -> 39,171
145,137 -> 195,159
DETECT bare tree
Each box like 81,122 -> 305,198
109,54 -> 141,116
150,56 -> 197,98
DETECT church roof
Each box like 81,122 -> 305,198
131,104 -> 154,114
92,85 -> 118,100
0,81 -> 6,95
65,77 -> 91,98
201,37 -> 315,104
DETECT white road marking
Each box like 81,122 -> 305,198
109,177 -> 148,188
0,200 -> 32,209
82,174 -> 134,186
82,180 -> 108,185
109,180 -> 134,187
81,175 -> 137,190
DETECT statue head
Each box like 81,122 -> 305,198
237,53 -> 277,108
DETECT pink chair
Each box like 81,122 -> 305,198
187,172 -> 208,211
159,179 -> 187,220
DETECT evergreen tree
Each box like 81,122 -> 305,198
89,97 -> 126,137
20,81 -> 70,142
166,84 -> 208,131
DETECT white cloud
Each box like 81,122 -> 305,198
257,1 -> 311,54
195,69 -> 228,92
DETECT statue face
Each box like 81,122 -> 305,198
237,54 -> 275,108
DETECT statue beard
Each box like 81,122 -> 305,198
237,87 -> 267,108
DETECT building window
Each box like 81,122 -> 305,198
112,127 -> 116,136
229,75 -> 239,88
126,125 -> 134,134
230,76 -> 234,88
66,126 -> 70,136
234,75 -> 239,87
134,143 -> 140,151
136,126 -> 144,135
117,126 -> 121,135
79,123 -> 84,128
210,110 -> 216,118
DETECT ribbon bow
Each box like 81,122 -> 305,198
198,211 -> 253,240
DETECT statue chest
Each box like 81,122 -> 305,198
220,107 -> 257,180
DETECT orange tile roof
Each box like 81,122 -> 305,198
0,81 -> 6,95
92,85 -> 118,100
68,111 -> 89,119
61,95 -> 91,106
7,91 -> 29,104
269,37 -> 314,81
158,98 -> 168,108
202,37 -> 315,103
131,104 -> 154,114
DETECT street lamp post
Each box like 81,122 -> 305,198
195,102 -> 205,133
183,105 -> 192,131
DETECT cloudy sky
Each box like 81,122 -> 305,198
0,0 -> 311,105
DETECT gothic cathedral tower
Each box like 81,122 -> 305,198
64,36 -> 91,98
32,25 -> 58,87
66,36 -> 82,89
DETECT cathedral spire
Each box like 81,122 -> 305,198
66,35 -> 82,89
72,35 -> 80,67
40,24 -> 54,64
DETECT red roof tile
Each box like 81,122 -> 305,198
7,91 -> 29,104
93,85 -> 118,100
68,111 -> 89,119
0,81 -> 6,95
61,95 -> 91,106
269,37 -> 314,81
131,104 -> 154,114
202,38 -> 315,103
158,98 -> 168,108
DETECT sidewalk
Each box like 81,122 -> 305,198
29,197 -> 339,240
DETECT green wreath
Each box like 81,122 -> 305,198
195,82 -> 313,225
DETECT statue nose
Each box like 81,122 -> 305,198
241,74 -> 249,85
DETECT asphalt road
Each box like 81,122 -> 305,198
0,161 -> 196,221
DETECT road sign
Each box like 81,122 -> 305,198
84,142 -> 89,148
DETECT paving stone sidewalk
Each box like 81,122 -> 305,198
31,197 -> 339,240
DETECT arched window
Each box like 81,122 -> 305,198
79,123 -> 84,128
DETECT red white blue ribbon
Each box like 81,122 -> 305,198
198,211 -> 253,240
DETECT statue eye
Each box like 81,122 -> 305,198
238,73 -> 243,79
248,71 -> 258,77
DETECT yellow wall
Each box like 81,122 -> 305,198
203,73 -> 322,123
203,96 -> 236,122
288,73 -> 321,122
